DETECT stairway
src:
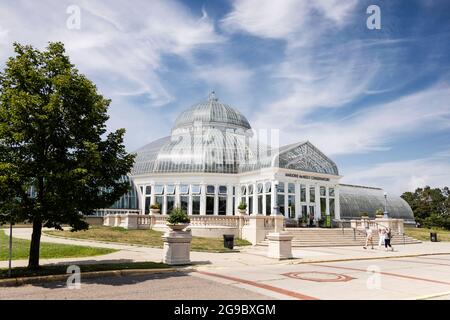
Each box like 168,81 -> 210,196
257,228 -> 421,247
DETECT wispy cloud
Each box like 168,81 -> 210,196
0,0 -> 222,106
342,149 -> 450,195
286,83 -> 450,155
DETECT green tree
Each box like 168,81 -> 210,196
401,186 -> 450,230
0,42 -> 135,269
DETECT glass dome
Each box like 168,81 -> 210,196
130,92 -> 340,176
171,91 -> 251,134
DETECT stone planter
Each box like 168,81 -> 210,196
237,209 -> 247,216
167,223 -> 189,231
150,208 -> 160,215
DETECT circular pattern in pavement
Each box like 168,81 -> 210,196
282,271 -> 354,282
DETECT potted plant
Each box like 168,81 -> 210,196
299,215 -> 307,227
237,202 -> 247,215
360,212 -> 369,219
166,207 -> 190,231
150,203 -> 160,214
375,208 -> 384,219
318,218 -> 325,228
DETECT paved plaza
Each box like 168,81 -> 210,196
1,228 -> 450,300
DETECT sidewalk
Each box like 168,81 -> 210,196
1,228 -> 450,270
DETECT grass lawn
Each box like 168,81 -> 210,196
45,226 -> 252,252
405,227 -> 450,242
0,229 -> 117,261
0,261 -> 169,279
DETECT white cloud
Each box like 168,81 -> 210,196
0,0 -> 222,106
342,150 -> 450,195
222,0 -> 384,139
221,0 -> 357,41
286,83 -> 450,155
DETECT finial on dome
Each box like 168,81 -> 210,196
208,90 -> 218,102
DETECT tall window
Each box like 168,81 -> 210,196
180,184 -> 189,213
154,184 -> 164,213
248,185 -> 254,214
329,187 -> 335,218
191,185 -> 201,215
232,186 -> 236,215
300,184 -> 306,202
288,195 -> 295,218
277,182 -> 285,216
166,184 -> 175,214
302,205 -> 307,220
218,185 -> 227,215
145,197 -> 151,214
329,198 -> 335,218
288,183 -> 295,218
320,186 -> 326,216
309,205 -> 315,223
240,185 -> 247,208
309,186 -> 315,203
206,185 -> 215,215
257,183 -> 263,214
144,185 -> 152,214
265,182 -> 271,215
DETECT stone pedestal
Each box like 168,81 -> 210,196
267,231 -> 293,260
122,214 -> 139,229
162,230 -> 192,265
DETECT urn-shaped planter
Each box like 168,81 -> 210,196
150,208 -> 160,215
167,223 -> 189,231
237,208 -> 247,216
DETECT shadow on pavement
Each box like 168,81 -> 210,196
32,270 -> 193,289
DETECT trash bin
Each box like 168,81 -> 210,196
430,232 -> 438,242
223,234 -> 234,249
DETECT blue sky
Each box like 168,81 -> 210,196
0,0 -> 449,195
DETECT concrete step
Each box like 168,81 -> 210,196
257,228 -> 421,247
258,239 -> 421,247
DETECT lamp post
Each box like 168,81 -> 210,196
383,192 -> 389,219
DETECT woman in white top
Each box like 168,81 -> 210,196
363,227 -> 374,249
378,227 -> 386,249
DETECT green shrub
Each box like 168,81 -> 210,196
167,207 -> 190,224
238,202 -> 247,210
150,203 -> 160,209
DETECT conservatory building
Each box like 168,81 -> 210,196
117,92 -> 414,226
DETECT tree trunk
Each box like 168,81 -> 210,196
28,217 -> 42,269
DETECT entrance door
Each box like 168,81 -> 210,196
309,206 -> 315,227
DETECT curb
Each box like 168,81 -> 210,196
0,267 -> 192,287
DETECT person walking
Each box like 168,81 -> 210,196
384,227 -> 394,251
363,227 -> 374,249
378,227 -> 386,250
